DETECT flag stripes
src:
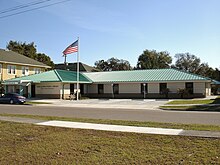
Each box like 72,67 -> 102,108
63,40 -> 78,55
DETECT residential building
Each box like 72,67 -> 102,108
0,49 -> 51,96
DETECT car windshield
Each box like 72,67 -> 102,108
4,93 -> 20,97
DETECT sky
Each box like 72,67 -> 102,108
0,0 -> 220,68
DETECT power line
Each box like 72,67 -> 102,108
0,0 -> 52,14
0,0 -> 72,19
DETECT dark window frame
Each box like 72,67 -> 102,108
98,84 -> 104,94
113,84 -> 119,94
159,83 -> 167,94
185,82 -> 194,94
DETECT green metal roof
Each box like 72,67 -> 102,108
83,68 -> 211,83
0,49 -> 50,68
4,68 -> 211,84
55,70 -> 92,83
211,80 -> 220,85
4,70 -> 92,83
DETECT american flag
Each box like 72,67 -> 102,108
63,40 -> 78,55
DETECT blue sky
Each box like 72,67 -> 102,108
0,0 -> 220,68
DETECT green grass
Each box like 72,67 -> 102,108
160,105 -> 220,112
1,113 -> 220,131
0,121 -> 219,164
162,97 -> 220,111
167,99 -> 214,105
25,101 -> 52,105
167,96 -> 220,105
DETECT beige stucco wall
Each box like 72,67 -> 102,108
167,82 -> 185,93
36,82 -> 61,95
119,83 -> 140,93
62,84 -> 80,95
62,84 -> 70,98
148,83 -> 159,93
87,83 -> 140,94
87,84 -> 98,93
194,82 -> 205,94
104,84 -> 112,93
205,82 -> 211,96
85,82 -> 209,95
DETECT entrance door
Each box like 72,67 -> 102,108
70,84 -> 74,94
80,84 -> 84,94
31,85 -> 36,97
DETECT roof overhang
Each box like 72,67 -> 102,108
211,80 -> 220,85
91,80 -> 212,84
0,60 -> 51,68
62,81 -> 92,84
3,80 -> 32,85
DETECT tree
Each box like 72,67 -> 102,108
136,49 -> 172,69
7,41 -> 37,59
95,57 -> 131,71
6,40 -> 54,68
211,68 -> 220,81
173,53 -> 220,81
36,53 -> 55,68
195,63 -> 213,77
173,53 -> 201,73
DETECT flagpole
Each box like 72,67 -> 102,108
64,54 -> 67,70
76,37 -> 80,101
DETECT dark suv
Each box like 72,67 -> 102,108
0,93 -> 26,104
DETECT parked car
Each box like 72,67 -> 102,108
0,93 -> 26,104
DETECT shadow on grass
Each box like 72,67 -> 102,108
161,104 -> 220,112
210,97 -> 220,104
186,105 -> 220,112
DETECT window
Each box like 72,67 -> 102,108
160,83 -> 167,94
98,84 -> 104,94
186,82 -> 193,94
0,64 -> 2,74
141,83 -> 148,94
113,84 -> 119,94
22,67 -> 29,76
34,68 -> 41,74
7,65 -> 16,74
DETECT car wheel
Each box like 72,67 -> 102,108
10,99 -> 14,104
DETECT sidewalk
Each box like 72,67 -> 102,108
1,116 -> 220,138
28,98 -> 168,110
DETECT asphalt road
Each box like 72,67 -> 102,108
0,104 -> 220,125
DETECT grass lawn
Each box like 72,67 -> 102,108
25,101 -> 52,105
166,99 -> 214,105
161,97 -> 220,111
0,121 -> 219,164
160,105 -> 220,112
1,113 -> 220,131
167,96 -> 220,105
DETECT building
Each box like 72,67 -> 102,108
211,80 -> 220,95
0,49 -> 51,95
55,62 -> 100,72
4,68 -> 211,99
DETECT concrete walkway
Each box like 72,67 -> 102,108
1,116 -> 220,138
28,98 -> 169,110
